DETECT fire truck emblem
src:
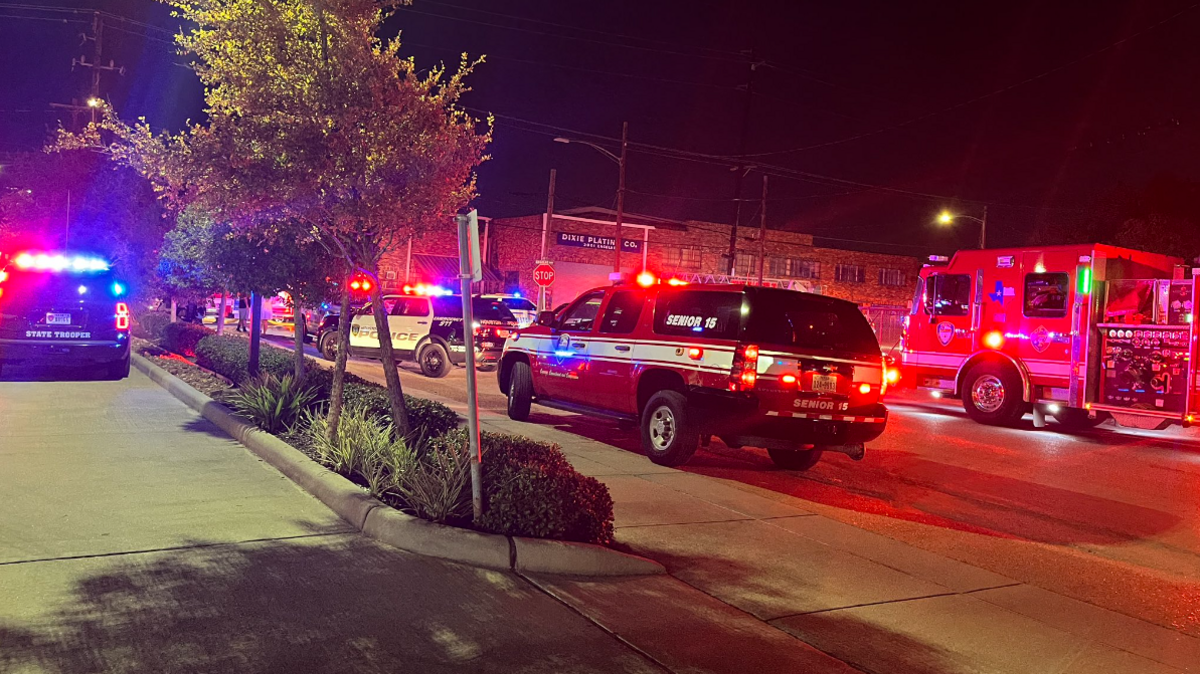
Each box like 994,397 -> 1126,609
1030,325 -> 1052,353
936,321 -> 955,346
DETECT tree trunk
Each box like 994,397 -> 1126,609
249,291 -> 262,378
325,271 -> 353,443
293,304 -> 306,382
368,279 -> 411,437
215,291 -> 228,335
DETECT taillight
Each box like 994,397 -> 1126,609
729,344 -> 760,391
116,302 -> 129,330
687,347 -> 703,360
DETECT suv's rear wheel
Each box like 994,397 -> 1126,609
961,361 -> 1026,425
767,447 -> 823,471
641,390 -> 699,466
318,331 -> 338,361
418,343 -> 451,378
105,356 -> 131,380
507,361 -> 533,421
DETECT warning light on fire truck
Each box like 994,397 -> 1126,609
983,331 -> 1005,349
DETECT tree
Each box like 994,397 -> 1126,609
0,151 -> 167,300
57,0 -> 490,438
160,207 -> 339,378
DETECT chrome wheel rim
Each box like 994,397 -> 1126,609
971,375 -> 1006,413
649,405 -> 676,450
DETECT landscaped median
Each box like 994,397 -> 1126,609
129,323 -> 662,576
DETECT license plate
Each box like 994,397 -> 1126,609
46,313 -> 72,325
811,374 -> 838,393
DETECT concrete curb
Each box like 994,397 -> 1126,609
132,353 -> 664,577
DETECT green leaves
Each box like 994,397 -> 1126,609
227,373 -> 319,434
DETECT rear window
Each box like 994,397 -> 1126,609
744,288 -> 880,355
499,297 -> 536,312
653,290 -> 743,339
0,269 -> 119,306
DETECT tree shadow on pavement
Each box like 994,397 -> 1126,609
0,535 -> 658,674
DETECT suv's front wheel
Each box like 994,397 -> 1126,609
318,331 -> 338,361
641,391 -> 699,466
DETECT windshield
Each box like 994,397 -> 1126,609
744,288 -> 880,356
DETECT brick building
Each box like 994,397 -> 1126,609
380,207 -> 922,346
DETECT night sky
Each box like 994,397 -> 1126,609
3,0 -> 1199,256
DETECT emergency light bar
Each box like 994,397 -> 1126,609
403,283 -> 452,297
13,252 -> 110,273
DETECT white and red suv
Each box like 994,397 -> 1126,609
498,282 -> 889,469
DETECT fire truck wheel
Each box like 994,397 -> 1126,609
961,362 -> 1026,425
506,361 -> 534,421
418,343 -> 451,378
642,390 -> 700,466
767,447 -> 823,471
318,331 -> 338,361
1052,408 -> 1106,430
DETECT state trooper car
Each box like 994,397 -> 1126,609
346,288 -> 519,377
498,278 -> 889,468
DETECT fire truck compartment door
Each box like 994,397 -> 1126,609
1018,252 -> 1075,383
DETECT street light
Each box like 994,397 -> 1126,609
86,97 -> 101,108
554,123 -> 629,279
937,207 -> 989,249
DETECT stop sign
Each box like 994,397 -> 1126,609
532,263 -> 555,287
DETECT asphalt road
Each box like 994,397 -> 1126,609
282,338 -> 1200,636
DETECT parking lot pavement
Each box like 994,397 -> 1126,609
0,369 -> 668,673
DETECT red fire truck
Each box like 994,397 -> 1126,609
898,243 -> 1199,431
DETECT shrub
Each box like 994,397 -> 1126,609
393,432 -> 473,523
161,322 -> 215,357
433,430 -> 615,544
302,408 -> 418,499
195,335 -> 292,385
227,374 -> 319,434
313,376 -> 459,439
134,312 -> 172,341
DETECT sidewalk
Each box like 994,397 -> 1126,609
404,381 -> 1200,674
0,370 -> 668,673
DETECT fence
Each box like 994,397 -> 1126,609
861,304 -> 907,352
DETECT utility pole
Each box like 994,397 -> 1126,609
613,122 -> 628,280
727,54 -> 759,275
65,190 -> 71,248
979,205 -> 989,249
540,168 -> 556,311
757,175 -> 768,286
54,12 -> 124,131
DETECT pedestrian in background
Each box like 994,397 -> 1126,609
236,294 -> 249,332
260,293 -> 272,335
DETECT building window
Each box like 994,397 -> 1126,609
782,258 -> 819,279
385,270 -> 398,281
734,252 -> 758,277
878,268 -> 906,287
835,263 -> 865,283
663,245 -> 701,271
767,257 -> 789,278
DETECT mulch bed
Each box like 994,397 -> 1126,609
133,337 -> 232,397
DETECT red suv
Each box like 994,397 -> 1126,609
498,283 -> 889,468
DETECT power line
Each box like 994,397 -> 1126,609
404,41 -> 742,91
734,1 -> 1200,158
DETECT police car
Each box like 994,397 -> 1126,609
0,251 -> 131,379
346,286 -> 519,377
498,276 -> 888,468
481,293 -> 537,328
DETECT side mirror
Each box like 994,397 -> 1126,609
537,310 -> 557,327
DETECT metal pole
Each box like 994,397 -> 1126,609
980,205 -> 988,249
64,190 -> 70,248
757,174 -> 768,285
541,169 -> 555,311
405,237 -> 412,282
642,226 -> 649,269
614,122 -> 627,278
727,57 -> 758,274
457,217 -> 483,522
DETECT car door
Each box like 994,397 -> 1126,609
348,297 -> 400,356
590,289 -> 648,413
391,296 -> 430,359
538,290 -> 605,403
